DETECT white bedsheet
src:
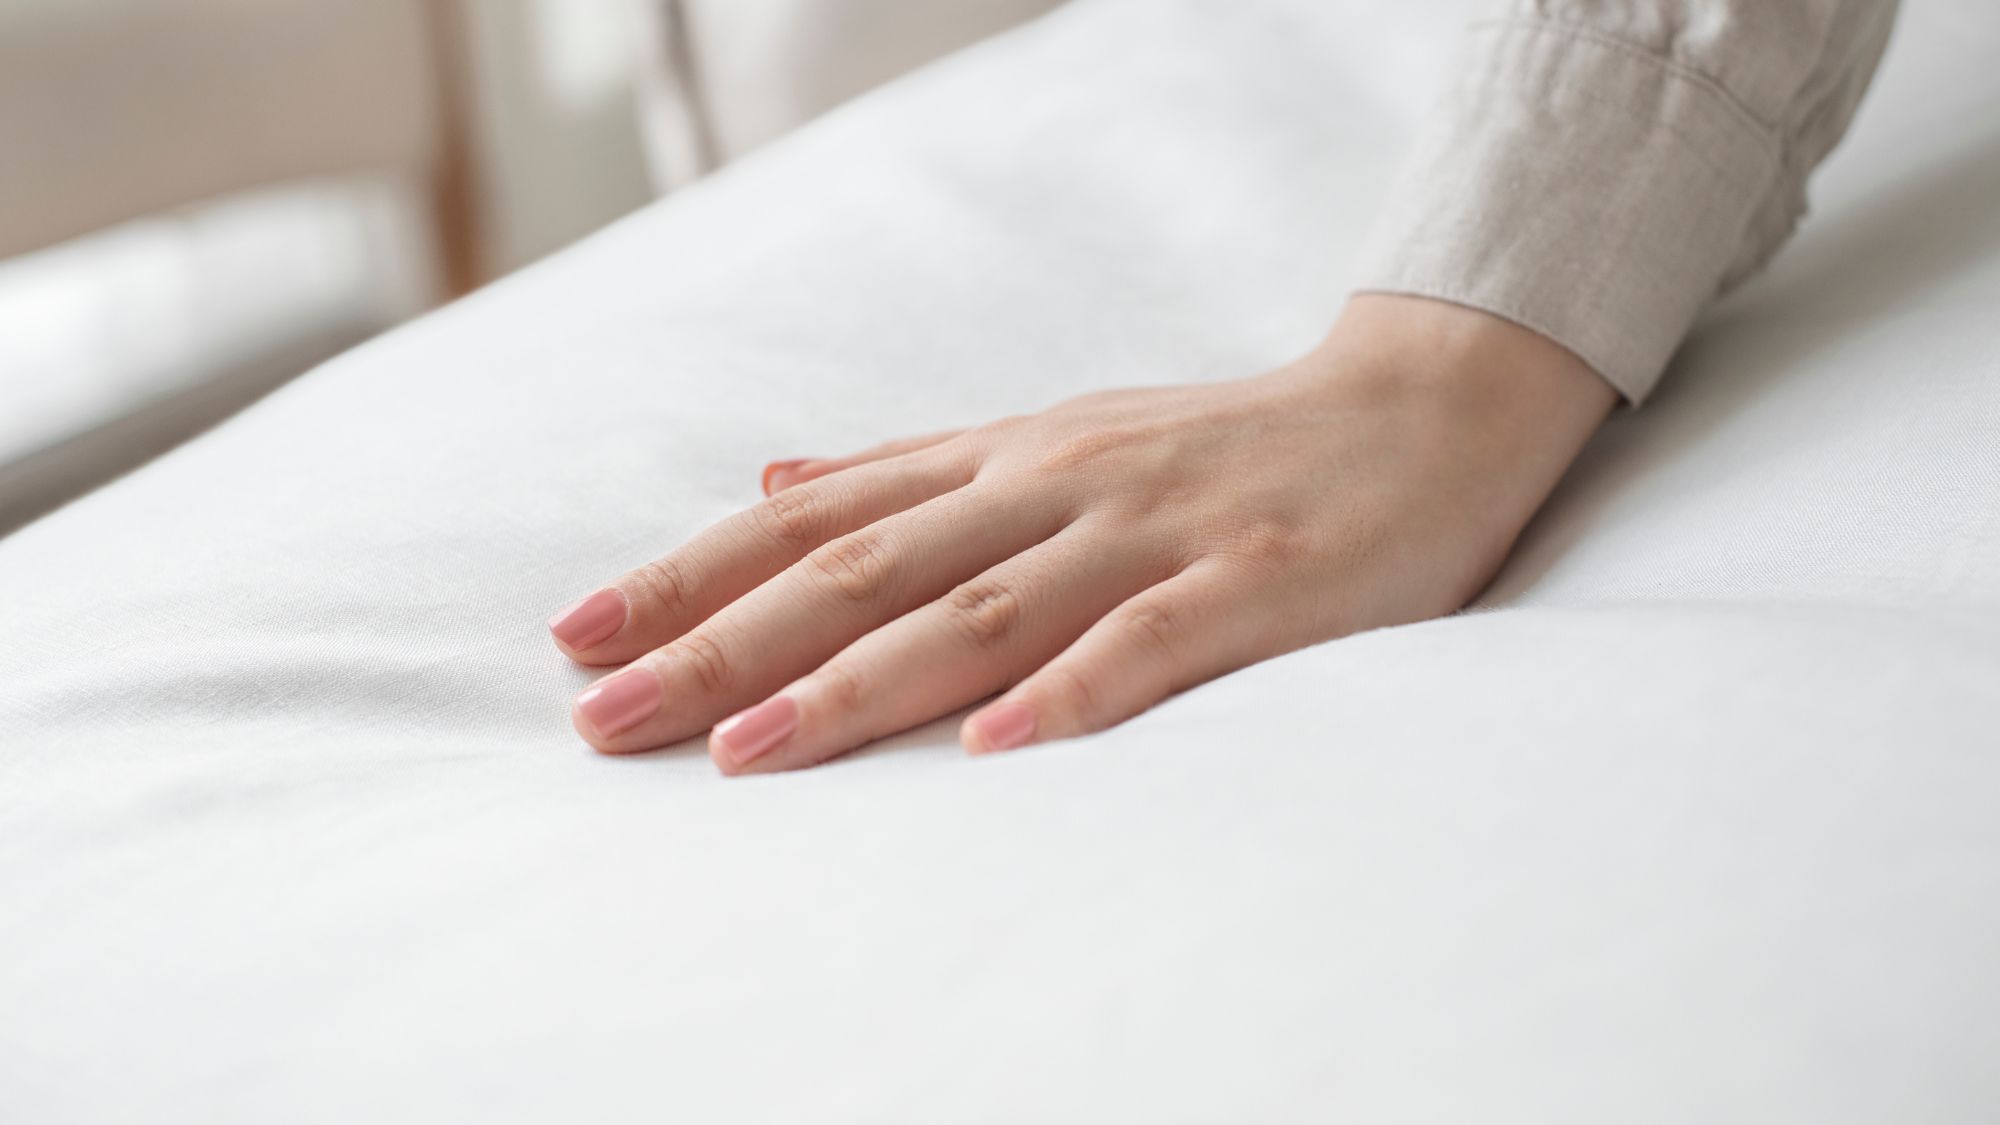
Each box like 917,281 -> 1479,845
4,1 -> 1998,1121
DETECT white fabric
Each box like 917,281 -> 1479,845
4,1 -> 1998,1120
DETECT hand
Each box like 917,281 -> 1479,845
549,295 -> 1616,773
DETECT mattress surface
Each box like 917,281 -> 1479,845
4,1 -> 1998,1120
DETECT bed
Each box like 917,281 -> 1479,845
4,1 -> 1997,1120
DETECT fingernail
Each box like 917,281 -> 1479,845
761,459 -> 812,496
967,702 -> 1036,753
549,588 -> 627,650
713,695 -> 798,765
575,668 -> 662,739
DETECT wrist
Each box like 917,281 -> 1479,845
1261,294 -> 1617,557
1283,294 -> 1617,463
1320,294 -> 1617,419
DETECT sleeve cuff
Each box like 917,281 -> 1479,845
1351,20 -> 1783,403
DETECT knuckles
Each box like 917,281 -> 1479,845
758,486 -> 833,551
1032,662 -> 1103,726
811,659 -> 870,714
667,631 -> 735,695
804,530 -> 898,603
1112,599 -> 1185,662
944,579 -> 1024,650
632,557 -> 693,620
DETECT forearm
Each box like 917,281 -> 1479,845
1354,0 -> 1899,402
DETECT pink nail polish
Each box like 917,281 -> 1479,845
575,668 -> 662,738
968,702 -> 1036,753
761,460 -> 810,497
713,695 -> 799,765
549,588 -> 627,650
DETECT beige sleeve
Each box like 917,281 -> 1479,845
1353,1 -> 1899,402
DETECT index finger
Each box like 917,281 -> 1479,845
549,444 -> 975,665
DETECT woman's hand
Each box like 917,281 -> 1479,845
549,295 -> 1616,773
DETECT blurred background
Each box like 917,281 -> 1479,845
0,0 -> 1062,534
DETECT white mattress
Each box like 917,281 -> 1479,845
4,1 -> 1998,1120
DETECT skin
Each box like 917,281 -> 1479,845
553,293 -> 1618,773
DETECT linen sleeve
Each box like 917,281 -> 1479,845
1352,1 -> 1900,402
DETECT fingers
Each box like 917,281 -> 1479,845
550,445 -> 973,666
960,563 -> 1284,754
571,482 -> 1063,753
705,522 -> 1160,774
762,430 -> 966,495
